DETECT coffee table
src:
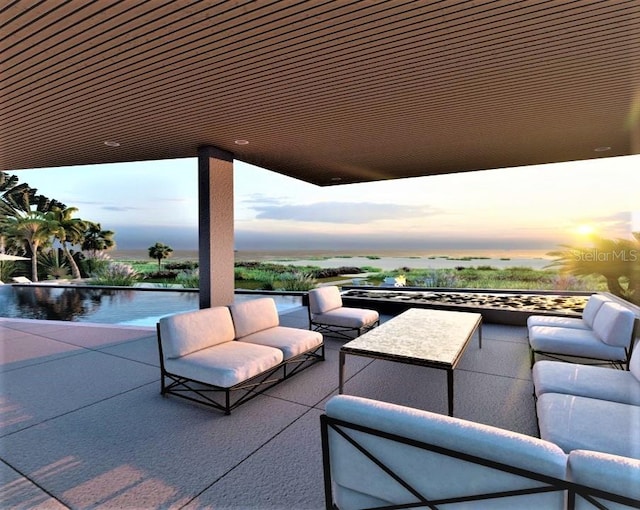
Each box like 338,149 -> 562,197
338,308 -> 482,416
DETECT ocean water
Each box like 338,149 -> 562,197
111,249 -> 554,270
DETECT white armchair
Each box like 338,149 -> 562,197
529,301 -> 638,368
308,285 -> 379,340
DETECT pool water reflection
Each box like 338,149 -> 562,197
0,285 -> 303,326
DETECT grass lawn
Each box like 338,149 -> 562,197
119,259 -> 606,293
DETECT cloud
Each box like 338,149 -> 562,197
242,193 -> 287,205
102,205 -> 142,212
252,202 -> 438,224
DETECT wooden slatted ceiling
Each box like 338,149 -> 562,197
1,0 -> 639,185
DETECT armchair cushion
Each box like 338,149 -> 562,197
158,306 -> 235,359
529,326 -> 627,361
591,302 -> 636,348
313,307 -> 379,329
527,294 -> 609,330
309,286 -> 343,314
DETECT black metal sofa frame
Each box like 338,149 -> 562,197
320,414 -> 640,510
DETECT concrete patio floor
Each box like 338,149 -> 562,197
1,305 -> 536,509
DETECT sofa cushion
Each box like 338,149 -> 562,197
536,393 -> 640,459
326,395 -> 567,509
532,360 -> 640,405
527,315 -> 590,330
229,298 -> 280,339
313,307 -> 379,328
568,449 -> 640,508
164,341 -> 283,388
159,307 -> 235,359
592,302 -> 636,347
239,326 -> 322,359
527,294 -> 609,330
529,325 -> 627,361
581,294 -> 612,327
309,286 -> 343,314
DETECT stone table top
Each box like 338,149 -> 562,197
341,307 -> 482,368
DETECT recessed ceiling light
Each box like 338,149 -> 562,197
594,146 -> 611,152
104,140 -> 120,147
234,139 -> 249,145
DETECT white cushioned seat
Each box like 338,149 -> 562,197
238,326 -> 322,359
529,326 -> 627,360
536,393 -> 640,459
158,306 -> 236,359
532,348 -> 640,405
568,450 -> 640,509
326,395 -> 567,510
164,341 -> 283,388
527,294 -> 609,330
312,307 -> 379,329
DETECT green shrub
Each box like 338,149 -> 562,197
177,269 -> 199,288
279,272 -> 316,291
89,262 -> 139,286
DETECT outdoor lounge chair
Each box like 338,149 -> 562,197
528,301 -> 638,368
527,293 -> 610,330
12,276 -> 32,284
308,285 -> 379,340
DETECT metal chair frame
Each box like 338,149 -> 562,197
309,314 -> 379,340
320,414 -> 640,510
157,324 -> 324,414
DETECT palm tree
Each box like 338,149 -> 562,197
5,211 -> 59,281
81,222 -> 116,275
51,206 -> 87,280
148,242 -> 174,270
81,222 -> 116,256
548,234 -> 640,304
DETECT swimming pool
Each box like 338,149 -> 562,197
0,285 -> 303,326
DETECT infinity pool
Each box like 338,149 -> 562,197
0,285 -> 303,326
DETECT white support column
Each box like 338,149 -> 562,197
197,146 -> 234,308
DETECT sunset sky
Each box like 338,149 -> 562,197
13,153 -> 640,257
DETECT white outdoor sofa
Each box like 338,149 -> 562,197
528,296 -> 638,368
157,297 -> 324,414
532,338 -> 640,460
321,395 -> 640,509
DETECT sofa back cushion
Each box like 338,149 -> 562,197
309,286 -> 342,314
324,395 -> 567,510
582,294 -> 610,328
568,449 -> 640,509
159,307 -> 235,359
229,297 -> 279,339
592,302 -> 636,347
